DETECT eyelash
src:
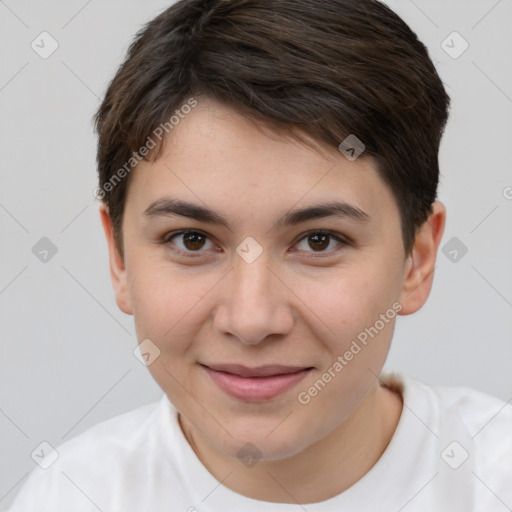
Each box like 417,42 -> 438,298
161,229 -> 351,259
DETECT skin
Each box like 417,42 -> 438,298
100,98 -> 446,504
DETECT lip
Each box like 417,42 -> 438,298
201,363 -> 312,402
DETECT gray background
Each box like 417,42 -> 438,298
1,0 -> 511,509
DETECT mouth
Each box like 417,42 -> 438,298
200,363 -> 313,402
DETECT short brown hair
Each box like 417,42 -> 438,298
94,0 -> 450,256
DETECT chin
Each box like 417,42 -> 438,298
213,421 -> 312,463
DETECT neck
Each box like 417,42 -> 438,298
179,380 -> 403,504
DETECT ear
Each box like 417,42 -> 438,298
99,205 -> 133,315
398,201 -> 446,315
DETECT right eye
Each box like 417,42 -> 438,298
163,230 -> 219,257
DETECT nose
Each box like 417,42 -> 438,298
213,254 -> 294,346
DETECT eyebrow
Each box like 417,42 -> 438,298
142,197 -> 370,229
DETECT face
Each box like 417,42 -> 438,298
105,98 -> 426,461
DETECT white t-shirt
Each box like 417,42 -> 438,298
8,373 -> 512,511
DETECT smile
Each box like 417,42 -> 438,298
201,363 -> 313,402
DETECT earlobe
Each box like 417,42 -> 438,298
99,205 -> 133,315
398,201 -> 446,315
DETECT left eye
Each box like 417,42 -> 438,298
294,231 -> 346,254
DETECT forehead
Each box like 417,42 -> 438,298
124,99 -> 400,229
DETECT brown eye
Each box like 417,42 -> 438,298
165,230 -> 215,254
294,230 -> 348,256
307,233 -> 330,251
182,232 -> 206,250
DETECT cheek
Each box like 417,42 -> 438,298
127,255 -> 217,349
294,273 -> 400,433
295,267 -> 397,341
